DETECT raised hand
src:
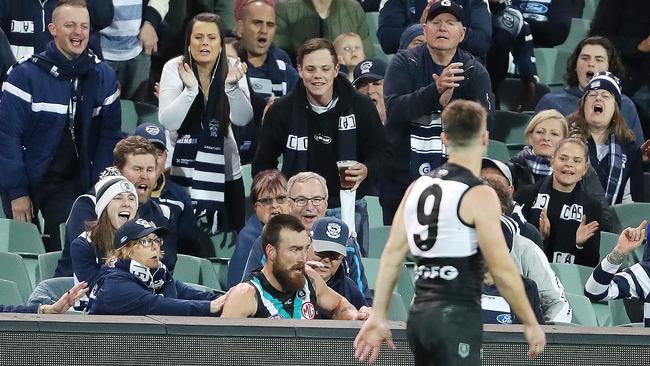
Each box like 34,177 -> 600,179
178,63 -> 198,89
614,220 -> 647,256
226,58 -> 248,86
44,281 -> 89,314
576,216 -> 599,247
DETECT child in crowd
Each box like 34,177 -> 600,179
334,33 -> 366,82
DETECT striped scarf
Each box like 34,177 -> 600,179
521,145 -> 553,177
588,134 -> 625,205
409,113 -> 447,181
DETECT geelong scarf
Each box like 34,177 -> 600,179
281,76 -> 357,178
409,112 -> 447,181
170,59 -> 226,219
521,145 -> 553,177
588,134 -> 625,205
114,259 -> 170,292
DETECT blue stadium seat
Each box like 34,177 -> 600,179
0,218 -> 46,254
0,251 -> 33,303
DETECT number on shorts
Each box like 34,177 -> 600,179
414,184 -> 442,251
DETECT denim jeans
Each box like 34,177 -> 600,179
326,198 -> 370,257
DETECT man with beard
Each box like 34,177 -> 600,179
221,214 -> 366,319
236,0 -> 299,100
352,58 -> 387,124
238,172 -> 372,304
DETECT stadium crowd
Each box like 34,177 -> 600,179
0,0 -> 649,335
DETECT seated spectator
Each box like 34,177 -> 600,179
227,169 -> 290,287
398,23 -> 424,50
274,0 -> 374,61
100,0 -> 168,101
377,0 -> 491,59
221,214 -> 367,319
87,219 -> 226,316
0,28 -> 14,83
585,220 -> 649,327
334,32 -> 366,82
569,72 -> 645,204
535,36 -> 644,144
158,12 -> 253,234
482,269 -> 544,325
239,172 -> 372,304
56,136 -> 184,276
515,139 -> 602,267
482,169 -> 573,322
0,0 -> 114,60
509,0 -> 571,48
253,38 -> 390,256
487,0 -> 537,111
71,176 -> 138,309
235,0 -> 299,100
0,282 -> 87,314
307,217 -> 371,317
352,57 -> 387,124
509,110 -> 620,233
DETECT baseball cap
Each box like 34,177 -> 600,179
310,217 -> 349,257
425,0 -> 464,24
133,123 -> 166,150
114,218 -> 169,250
584,71 -> 622,107
352,58 -> 387,88
481,158 -> 513,186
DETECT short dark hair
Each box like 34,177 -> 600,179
261,214 -> 305,249
54,0 -> 88,9
565,36 -> 626,87
441,100 -> 486,148
251,170 -> 287,203
113,136 -> 158,170
297,38 -> 338,66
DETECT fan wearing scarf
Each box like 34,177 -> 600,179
0,0 -> 122,252
515,139 -> 602,267
158,12 -> 253,234
509,109 -> 621,233
569,71 -> 646,205
87,219 -> 226,316
70,176 -> 138,310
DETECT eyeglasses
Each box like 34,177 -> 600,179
315,251 -> 343,261
428,20 -> 462,28
256,195 -> 288,207
138,237 -> 164,248
290,196 -> 326,207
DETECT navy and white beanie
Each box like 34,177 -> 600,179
584,71 -> 622,107
94,176 -> 138,218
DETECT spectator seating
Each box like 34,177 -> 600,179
121,100 -> 161,134
0,218 -> 46,254
599,232 -> 620,263
0,279 -> 23,306
582,0 -> 599,20
612,202 -> 650,229
0,251 -> 33,303
566,293 -> 599,326
174,254 -> 202,285
368,225 -> 390,258
242,164 -> 253,197
209,257 -> 230,291
187,283 -> 214,293
497,78 -> 551,113
37,251 -> 62,283
211,231 -> 238,259
27,277 -> 74,307
365,12 -> 390,62
362,257 -> 415,309
486,140 -> 511,162
490,111 -> 531,156
366,196 -> 383,229
388,291 -> 408,322
199,257 -> 221,291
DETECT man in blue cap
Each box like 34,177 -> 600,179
353,58 -> 388,124
307,217 -> 371,317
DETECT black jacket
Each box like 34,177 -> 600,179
515,176 -> 602,267
252,74 -> 389,208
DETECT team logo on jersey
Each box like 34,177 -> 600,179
418,163 -> 431,176
458,342 -> 470,359
314,133 -> 332,144
326,223 -> 342,239
415,265 -> 459,280
301,302 -> 316,319
496,314 -> 513,324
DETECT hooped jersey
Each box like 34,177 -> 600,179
403,163 -> 485,308
249,271 -> 318,319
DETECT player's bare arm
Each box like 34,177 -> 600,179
220,282 -> 258,318
461,184 -> 546,358
354,184 -> 412,363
